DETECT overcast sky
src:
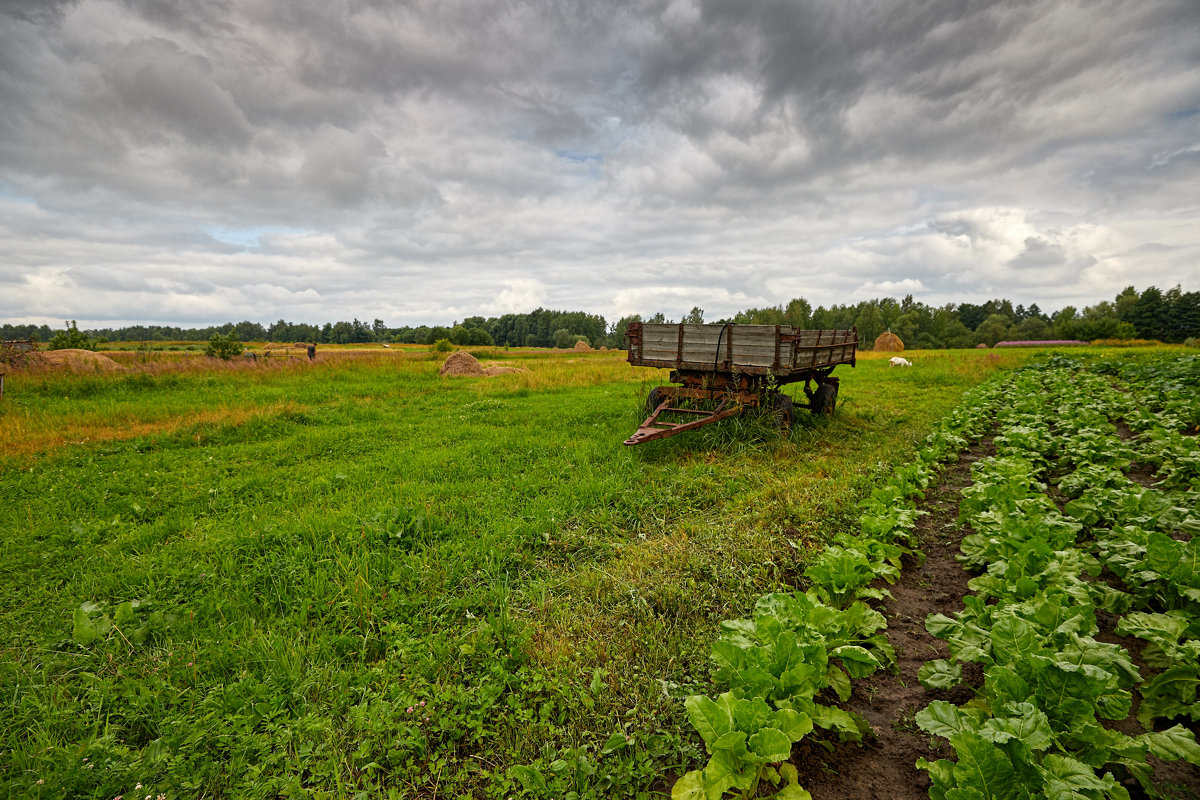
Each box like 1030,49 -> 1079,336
2,0 -> 1198,328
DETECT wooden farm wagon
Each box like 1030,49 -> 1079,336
623,322 -> 857,445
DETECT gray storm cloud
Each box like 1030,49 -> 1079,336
1,0 -> 1198,326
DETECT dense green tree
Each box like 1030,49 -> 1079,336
47,320 -> 96,351
853,303 -> 886,348
975,314 -> 1012,346
204,332 -> 243,359
1011,316 -> 1052,340
232,320 -> 267,342
784,298 -> 812,329
1129,287 -> 1166,340
1114,286 -> 1140,321
424,326 -> 451,345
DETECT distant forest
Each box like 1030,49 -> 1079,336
4,284 -> 1198,350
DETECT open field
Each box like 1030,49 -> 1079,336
0,345 -> 1146,799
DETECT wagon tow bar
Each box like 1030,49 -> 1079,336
623,395 -> 744,446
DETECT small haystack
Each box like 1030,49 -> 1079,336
976,342 -> 990,349
438,350 -> 524,377
31,349 -> 124,372
874,331 -> 904,352
440,350 -> 487,376
573,340 -> 594,351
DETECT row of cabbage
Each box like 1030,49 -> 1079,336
672,378 -> 1011,800
914,354 -> 1200,800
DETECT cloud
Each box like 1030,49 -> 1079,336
858,279 -> 927,296
1,0 -> 1199,327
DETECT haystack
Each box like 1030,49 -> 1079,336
31,349 -> 124,372
438,350 -> 524,377
440,351 -> 487,376
573,340 -> 594,351
976,342 -> 990,349
874,331 -> 904,352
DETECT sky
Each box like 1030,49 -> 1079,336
1,0 -> 1199,329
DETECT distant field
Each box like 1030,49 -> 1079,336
0,346 -> 1032,798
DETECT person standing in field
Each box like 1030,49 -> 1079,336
307,343 -> 316,361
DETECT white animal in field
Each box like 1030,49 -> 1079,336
889,356 -> 912,367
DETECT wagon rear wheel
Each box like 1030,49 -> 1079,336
811,382 -> 838,415
645,387 -> 667,415
772,393 -> 795,431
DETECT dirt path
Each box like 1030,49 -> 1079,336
797,438 -> 994,800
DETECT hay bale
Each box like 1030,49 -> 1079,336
482,364 -> 523,376
573,340 -> 593,351
439,351 -> 526,378
31,349 -> 124,372
439,350 -> 487,376
874,331 -> 904,352
976,342 -> 990,349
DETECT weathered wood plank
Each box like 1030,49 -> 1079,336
632,323 -> 854,374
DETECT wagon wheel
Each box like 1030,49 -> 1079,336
645,387 -> 667,415
810,382 -> 838,415
772,392 -> 795,431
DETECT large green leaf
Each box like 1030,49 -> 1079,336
1137,665 -> 1200,728
770,708 -> 813,742
774,785 -> 813,800
700,749 -> 747,800
916,700 -> 978,739
1037,754 -> 1125,800
733,696 -> 771,736
990,616 -> 1037,665
948,730 -> 1021,800
671,770 -> 706,800
919,659 -> 963,690
810,704 -> 868,741
685,693 -> 735,748
980,703 -> 1052,752
749,727 -> 792,762
917,756 -> 957,798
1139,724 -> 1200,765
829,645 -> 880,679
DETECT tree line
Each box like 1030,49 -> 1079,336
3,284 -> 1197,350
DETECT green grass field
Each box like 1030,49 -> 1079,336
0,346 -> 1029,799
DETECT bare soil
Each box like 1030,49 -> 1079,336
797,438 -> 994,800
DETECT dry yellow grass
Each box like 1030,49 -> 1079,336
0,400 -> 307,461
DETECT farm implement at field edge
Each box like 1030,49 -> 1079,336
623,322 -> 857,445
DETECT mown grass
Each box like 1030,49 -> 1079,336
0,346 -> 1029,799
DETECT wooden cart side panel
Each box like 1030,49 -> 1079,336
640,324 -> 794,367
792,329 -> 858,369
631,323 -> 855,372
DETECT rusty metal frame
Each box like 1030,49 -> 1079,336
623,394 -> 744,446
